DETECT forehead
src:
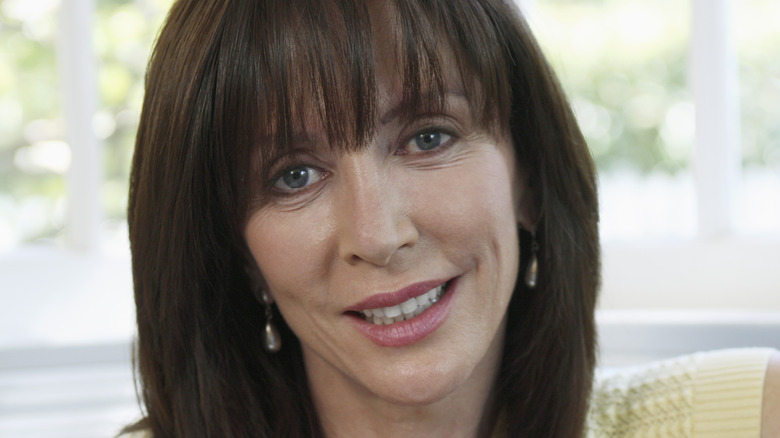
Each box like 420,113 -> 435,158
371,10 -> 465,108
249,0 -> 509,166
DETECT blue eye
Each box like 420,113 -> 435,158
273,166 -> 324,192
412,131 -> 451,151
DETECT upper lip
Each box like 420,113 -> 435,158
346,279 -> 450,312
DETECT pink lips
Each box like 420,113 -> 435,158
346,277 -> 458,348
347,279 -> 449,312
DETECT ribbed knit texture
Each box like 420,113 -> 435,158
692,349 -> 769,437
587,348 -> 773,438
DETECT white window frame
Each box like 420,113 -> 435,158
59,0 -> 101,252
691,0 -> 741,238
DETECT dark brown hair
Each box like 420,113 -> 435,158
125,0 -> 599,437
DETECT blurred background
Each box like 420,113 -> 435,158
1,0 -> 778,437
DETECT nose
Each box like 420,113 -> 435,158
336,154 -> 418,266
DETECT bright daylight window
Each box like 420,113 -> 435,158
0,0 -> 171,251
530,0 -> 780,241
524,0 -> 780,312
531,0 -> 696,240
736,0 -> 780,234
1,3 -> 172,437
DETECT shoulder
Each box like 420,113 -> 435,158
588,348 -> 776,437
588,352 -> 698,436
763,352 -> 780,437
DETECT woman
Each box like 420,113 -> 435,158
123,0 -> 778,437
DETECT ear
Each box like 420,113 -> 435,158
514,165 -> 537,232
244,257 -> 272,302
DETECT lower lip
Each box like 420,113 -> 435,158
347,278 -> 458,348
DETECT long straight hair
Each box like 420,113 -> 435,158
125,0 -> 599,437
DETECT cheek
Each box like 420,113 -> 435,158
417,149 -> 519,248
244,210 -> 333,305
419,147 -> 521,301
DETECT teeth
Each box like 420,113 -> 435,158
400,297 -> 417,314
360,283 -> 446,325
384,305 -> 402,318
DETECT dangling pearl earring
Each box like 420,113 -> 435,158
524,232 -> 539,289
259,290 -> 281,353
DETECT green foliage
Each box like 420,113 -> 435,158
534,0 -> 780,174
0,0 -> 170,245
533,0 -> 692,174
736,0 -> 780,169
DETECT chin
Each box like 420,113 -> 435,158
365,357 -> 473,406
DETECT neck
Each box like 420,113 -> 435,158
306,323 -> 505,438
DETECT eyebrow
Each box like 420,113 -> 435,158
379,90 -> 468,125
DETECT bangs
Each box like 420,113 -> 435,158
236,0 -> 513,189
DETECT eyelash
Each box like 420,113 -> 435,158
267,125 -> 459,196
270,164 -> 327,195
399,126 -> 457,155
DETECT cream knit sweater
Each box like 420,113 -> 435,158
587,348 -> 773,437
119,348 -> 774,437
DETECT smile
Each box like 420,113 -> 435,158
359,282 -> 447,325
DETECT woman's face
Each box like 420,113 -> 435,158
244,28 -> 531,408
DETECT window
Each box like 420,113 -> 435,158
0,0 -> 171,251
0,0 -> 172,356
736,0 -> 780,234
529,0 -> 780,241
527,0 -> 780,310
1,0 -> 64,248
